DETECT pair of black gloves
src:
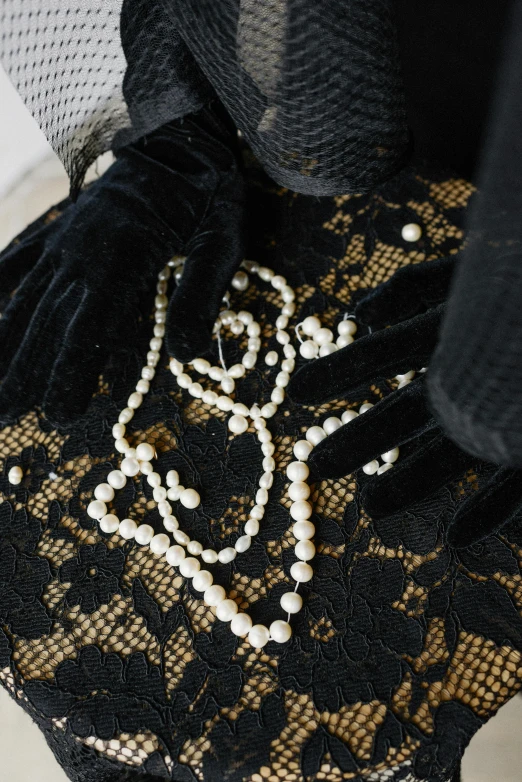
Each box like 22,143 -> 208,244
0,102 -> 518,548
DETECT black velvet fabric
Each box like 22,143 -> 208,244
289,259 -> 522,548
0,102 -> 244,426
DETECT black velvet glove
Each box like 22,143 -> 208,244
289,258 -> 522,548
0,102 -> 244,425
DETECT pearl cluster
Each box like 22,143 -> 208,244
297,315 -> 357,360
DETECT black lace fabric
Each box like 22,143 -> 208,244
1,162 -> 521,782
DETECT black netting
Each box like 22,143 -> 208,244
0,0 -> 409,196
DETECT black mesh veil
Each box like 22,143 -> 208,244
0,0 -> 410,196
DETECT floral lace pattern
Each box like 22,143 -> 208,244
1,161 -> 520,782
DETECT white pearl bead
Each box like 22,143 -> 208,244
290,561 -> 313,582
276,330 -> 290,345
265,350 -> 278,366
119,408 -> 134,424
166,470 -> 179,487
401,223 -> 422,242
336,334 -> 354,349
150,533 -> 170,555
231,613 -> 253,637
237,309 -> 253,325
299,340 -> 319,359
281,357 -> 295,372
248,337 -> 261,352
153,487 -> 167,504
202,390 -> 218,405
228,414 -> 248,434
242,351 -> 257,369
157,501 -> 172,518
189,382 -> 203,398
155,293 -> 168,309
177,373 -> 191,389
271,387 -> 285,404
141,366 -> 155,381
261,442 -> 275,457
217,396 -> 234,412
398,379 -> 411,389
247,321 -> 261,338
338,319 -> 357,336
87,500 -> 107,519
231,321 -> 245,336
287,461 -> 309,482
288,482 -> 310,501
396,370 -> 415,382
163,517 -> 179,532
121,457 -> 140,477
275,371 -> 290,388
166,545 -> 185,565
319,343 -> 338,357
282,302 -> 296,317
306,426 -> 326,445
293,440 -> 313,461
250,504 -> 265,520
259,471 -> 273,490
167,486 -> 182,501
154,323 -> 166,337
180,488 -> 200,509
94,483 -> 115,502
180,557 -> 201,578
100,514 -> 120,534
136,443 -> 155,462
281,287 -> 295,303
275,316 -> 288,330
170,358 -> 183,376
193,358 -> 210,374
293,520 -> 315,540
147,350 -> 160,367
290,501 -> 313,521
118,518 -> 137,540
232,403 -> 250,417
218,547 -> 237,564
270,620 -> 292,644
341,410 -> 358,424
281,592 -> 303,614
382,447 -> 400,464
147,472 -> 161,488
314,328 -> 334,346
173,530 -> 190,546
235,535 -> 251,553
359,403 -> 374,414
192,570 -> 213,592
209,366 -> 225,381
128,392 -> 143,409
258,428 -> 272,443
245,519 -> 260,536
202,549 -> 218,564
232,270 -> 249,290
262,456 -> 276,472
220,309 -> 236,325
185,541 -> 201,557
323,416 -> 342,435
112,423 -> 126,439
136,379 -> 150,394
221,376 -> 235,395
204,585 -> 226,606
216,599 -> 239,622
295,539 -> 315,561
135,524 -> 154,545
261,402 -> 277,418
377,463 -> 394,475
271,274 -> 286,290
115,438 -> 129,454
228,364 -> 246,379
248,624 -> 270,648
301,316 -> 321,336
363,460 -> 380,475
258,266 -> 274,281
256,488 -> 268,506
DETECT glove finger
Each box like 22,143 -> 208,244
166,203 -> 245,363
448,468 -> 522,548
362,432 -> 478,519
355,257 -> 455,328
307,379 -> 435,480
289,306 -> 443,406
0,221 -> 60,307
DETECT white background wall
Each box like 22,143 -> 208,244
1,64 -> 522,782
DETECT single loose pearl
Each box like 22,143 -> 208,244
341,410 -> 358,424
218,547 -> 237,564
119,518 -> 137,539
359,403 -> 374,414
289,481 -> 310,502
228,414 -> 248,434
193,358 -> 210,374
295,539 -> 315,561
314,328 -> 334,346
231,613 -> 253,637
363,460 -> 380,475
265,351 -> 278,366
235,535 -> 251,553
336,334 -> 354,349
128,392 -> 143,409
221,376 -> 235,395
217,396 -> 234,412
301,316 -> 321,336
299,340 -> 319,359
100,514 -> 120,534
290,500 -> 313,521
293,520 -> 315,540
202,549 -> 218,564
150,533 -> 170,555
323,416 -> 342,435
180,488 -> 200,509
245,519 -> 260,536
135,524 -> 155,545
319,343 -> 338,357
293,440 -> 313,461
192,570 -> 213,592
270,620 -> 292,644
382,447 -> 400,464
281,592 -> 303,614
180,557 -> 201,578
216,599 -> 239,622
401,223 -> 422,242
306,426 -> 326,446
112,423 -> 126,439
94,483 -> 115,502
147,472 -> 161,488
204,585 -> 226,606
174,530 -> 190,546
232,270 -> 249,290
87,500 -> 107,519
166,470 -> 179,487
338,319 -> 357,336
287,461 -> 309,482
166,545 -> 185,566
377,463 -> 394,475
136,443 -> 155,462
290,561 -> 313,582
248,624 -> 270,648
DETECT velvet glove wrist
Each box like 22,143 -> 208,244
289,258 -> 522,548
0,102 -> 245,425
